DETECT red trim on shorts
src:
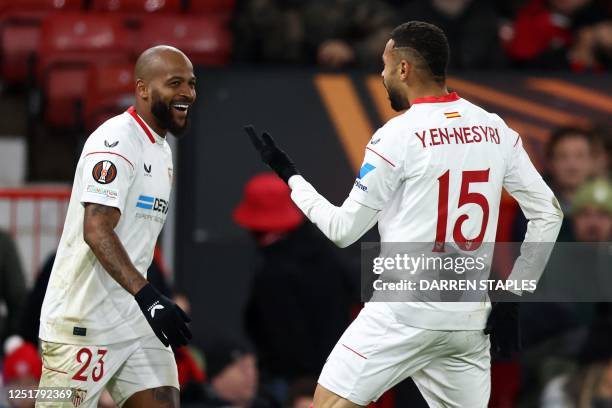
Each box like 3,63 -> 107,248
44,366 -> 68,375
412,92 -> 460,104
85,151 -> 135,170
127,106 -> 156,144
366,147 -> 395,167
342,344 -> 368,360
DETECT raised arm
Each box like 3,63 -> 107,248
245,125 -> 389,248
289,176 -> 379,248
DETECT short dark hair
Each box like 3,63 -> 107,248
390,21 -> 450,84
546,126 -> 594,158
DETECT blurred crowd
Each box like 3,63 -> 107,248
233,0 -> 612,72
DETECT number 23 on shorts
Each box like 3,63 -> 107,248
72,348 -> 107,382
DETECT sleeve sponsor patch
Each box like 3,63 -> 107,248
86,184 -> 119,200
92,160 -> 117,184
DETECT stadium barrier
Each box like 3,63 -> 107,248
0,186 -> 71,286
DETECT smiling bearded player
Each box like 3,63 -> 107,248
37,46 -> 196,408
246,21 -> 563,407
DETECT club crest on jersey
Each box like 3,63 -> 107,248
92,160 -> 117,184
71,388 -> 87,407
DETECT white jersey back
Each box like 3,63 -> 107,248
40,107 -> 173,345
349,92 -> 543,330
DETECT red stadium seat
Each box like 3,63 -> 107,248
0,0 -> 82,85
84,62 -> 135,130
38,13 -> 133,127
90,0 -> 181,13
0,0 -> 82,20
0,22 -> 41,84
134,15 -> 231,65
186,0 -> 235,14
45,67 -> 88,126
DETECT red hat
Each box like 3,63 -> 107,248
3,341 -> 42,383
233,173 -> 303,232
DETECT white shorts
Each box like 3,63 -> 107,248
318,303 -> 491,407
36,334 -> 178,408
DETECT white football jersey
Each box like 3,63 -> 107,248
350,92 -> 533,243
347,92 -> 556,330
40,107 -> 173,345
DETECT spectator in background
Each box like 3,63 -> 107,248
547,126 -> 596,212
233,173 -> 357,402
505,0 -> 611,70
514,126 -> 596,242
547,127 -> 597,213
541,312 -> 612,407
520,179 -> 612,350
0,337 -> 41,408
400,0 -> 507,69
569,20 -> 612,71
173,293 -> 207,404
201,340 -> 277,408
232,0 -> 395,68
0,230 -> 26,353
571,178 -> 612,242
591,125 -> 612,178
286,377 -> 316,408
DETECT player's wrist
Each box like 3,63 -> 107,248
278,166 -> 299,184
130,279 -> 149,296
134,282 -> 158,305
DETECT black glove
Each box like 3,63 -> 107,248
484,300 -> 521,359
135,283 -> 192,349
244,125 -> 299,183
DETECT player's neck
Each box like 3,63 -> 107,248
134,104 -> 167,138
408,83 -> 449,104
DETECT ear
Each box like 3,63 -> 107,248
399,60 -> 411,80
136,79 -> 148,100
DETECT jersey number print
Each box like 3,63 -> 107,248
72,348 -> 107,382
434,169 -> 490,252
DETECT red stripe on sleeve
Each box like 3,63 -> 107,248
85,151 -> 135,169
366,147 -> 396,167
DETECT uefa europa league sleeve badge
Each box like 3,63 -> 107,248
92,160 -> 118,184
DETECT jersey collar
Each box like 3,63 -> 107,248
411,92 -> 460,105
126,106 -> 164,145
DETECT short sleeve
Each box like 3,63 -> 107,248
79,147 -> 137,213
348,127 -> 404,210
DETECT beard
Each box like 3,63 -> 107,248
386,84 -> 409,112
151,92 -> 191,137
